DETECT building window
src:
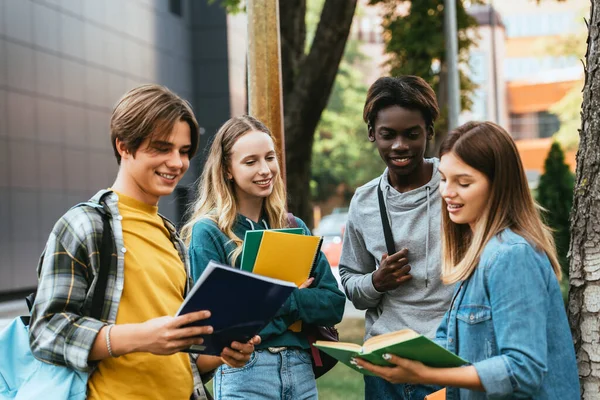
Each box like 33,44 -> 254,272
537,111 -> 560,138
169,0 -> 183,17
504,11 -> 578,38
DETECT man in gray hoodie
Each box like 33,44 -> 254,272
339,76 -> 454,400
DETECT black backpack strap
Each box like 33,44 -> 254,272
27,197 -> 114,322
377,178 -> 396,255
25,292 -> 36,312
90,210 -> 113,320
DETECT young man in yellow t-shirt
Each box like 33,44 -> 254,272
30,84 -> 260,399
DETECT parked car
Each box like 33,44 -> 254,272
314,211 -> 348,288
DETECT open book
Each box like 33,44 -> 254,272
176,260 -> 296,355
314,329 -> 467,376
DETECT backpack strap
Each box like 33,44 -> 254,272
70,194 -> 115,320
377,178 -> 396,255
90,210 -> 113,320
286,213 -> 298,229
27,199 -> 114,322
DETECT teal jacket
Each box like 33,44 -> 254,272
188,214 -> 345,350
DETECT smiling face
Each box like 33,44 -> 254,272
370,105 -> 431,189
117,120 -> 191,205
228,130 -> 279,205
439,151 -> 491,231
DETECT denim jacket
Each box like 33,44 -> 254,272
435,229 -> 580,399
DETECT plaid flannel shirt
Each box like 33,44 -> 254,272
29,189 -> 211,400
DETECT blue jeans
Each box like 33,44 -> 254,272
213,349 -> 318,400
364,375 -> 439,400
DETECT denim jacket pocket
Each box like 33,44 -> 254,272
456,305 -> 492,324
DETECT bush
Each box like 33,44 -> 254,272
536,142 -> 575,279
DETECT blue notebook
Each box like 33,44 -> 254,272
176,260 -> 296,355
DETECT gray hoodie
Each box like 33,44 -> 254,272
339,158 -> 454,340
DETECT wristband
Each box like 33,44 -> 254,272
106,324 -> 117,358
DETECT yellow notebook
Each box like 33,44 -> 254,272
252,231 -> 323,332
253,231 -> 323,286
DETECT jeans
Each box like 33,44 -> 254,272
213,349 -> 318,400
364,375 -> 439,400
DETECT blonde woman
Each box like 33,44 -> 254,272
355,122 -> 580,399
182,115 -> 345,400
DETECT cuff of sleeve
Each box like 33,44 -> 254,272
364,273 -> 385,298
275,289 -> 299,320
65,317 -> 106,371
473,356 -> 514,398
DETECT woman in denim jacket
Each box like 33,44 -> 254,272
355,121 -> 580,399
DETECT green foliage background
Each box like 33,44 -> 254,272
310,39 -> 383,202
536,142 -> 575,279
370,0 -> 482,134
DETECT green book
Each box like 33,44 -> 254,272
240,228 -> 304,272
314,329 -> 468,376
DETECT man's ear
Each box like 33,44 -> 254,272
427,126 -> 435,140
115,138 -> 131,160
368,125 -> 375,142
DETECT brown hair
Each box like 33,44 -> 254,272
110,84 -> 199,164
439,121 -> 561,283
181,115 -> 288,265
363,76 -> 440,135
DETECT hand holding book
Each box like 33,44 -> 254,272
299,277 -> 315,289
314,329 -> 466,377
176,260 -> 296,355
196,335 -> 262,373
354,353 -> 480,395
343,331 -> 480,394
353,352 -> 433,384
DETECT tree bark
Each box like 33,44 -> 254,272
279,0 -> 358,226
568,1 -> 600,398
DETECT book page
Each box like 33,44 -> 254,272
363,329 -> 420,353
314,341 -> 362,352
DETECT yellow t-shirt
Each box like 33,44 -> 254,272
88,191 -> 193,400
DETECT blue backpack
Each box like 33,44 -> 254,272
0,203 -> 113,400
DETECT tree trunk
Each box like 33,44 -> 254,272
568,1 -> 600,398
279,0 -> 358,227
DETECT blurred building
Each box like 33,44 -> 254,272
461,4 -> 508,128
0,0 -> 247,295
349,0 -> 388,86
460,0 -> 584,188
495,0 -> 586,141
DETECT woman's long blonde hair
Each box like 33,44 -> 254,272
181,115 -> 288,265
440,121 -> 561,284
